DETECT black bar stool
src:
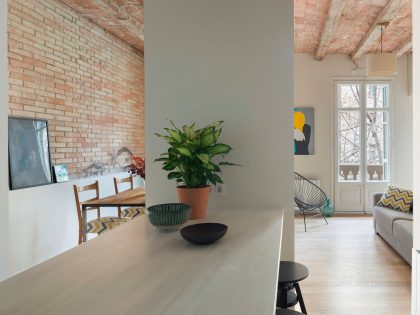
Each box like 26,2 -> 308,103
277,261 -> 309,315
276,309 -> 304,314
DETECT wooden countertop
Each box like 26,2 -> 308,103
0,208 -> 284,315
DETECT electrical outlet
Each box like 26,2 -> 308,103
212,183 -> 227,196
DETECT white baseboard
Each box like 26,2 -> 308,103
334,210 -> 373,214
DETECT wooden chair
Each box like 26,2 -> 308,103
114,176 -> 145,219
73,181 -> 129,244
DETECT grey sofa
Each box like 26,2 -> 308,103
373,193 -> 413,265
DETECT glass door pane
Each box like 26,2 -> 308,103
337,84 -> 362,182
338,110 -> 361,181
366,110 -> 389,181
366,84 -> 389,108
338,84 -> 360,108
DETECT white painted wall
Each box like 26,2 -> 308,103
144,0 -> 295,259
0,0 -> 10,281
413,1 -> 420,312
413,0 -> 420,253
294,54 -> 413,201
394,56 -> 414,188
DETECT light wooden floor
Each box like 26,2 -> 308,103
294,214 -> 411,315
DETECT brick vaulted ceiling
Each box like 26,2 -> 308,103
295,0 -> 412,60
61,0 -> 412,61
60,0 -> 144,51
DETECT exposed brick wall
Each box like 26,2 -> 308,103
7,0 -> 144,179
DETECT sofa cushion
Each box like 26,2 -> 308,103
373,206 -> 413,236
378,185 -> 413,213
393,220 -> 413,264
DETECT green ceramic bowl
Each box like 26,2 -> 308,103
147,203 -> 191,233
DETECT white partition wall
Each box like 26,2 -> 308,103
144,0 -> 295,259
413,0 -> 420,252
0,0 -> 10,280
413,0 -> 420,313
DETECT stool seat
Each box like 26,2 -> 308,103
276,309 -> 304,315
278,261 -> 309,284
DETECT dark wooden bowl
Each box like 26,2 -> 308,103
180,223 -> 228,245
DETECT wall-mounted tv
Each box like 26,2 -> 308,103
8,117 -> 53,190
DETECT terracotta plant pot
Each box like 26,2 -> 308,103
176,186 -> 211,220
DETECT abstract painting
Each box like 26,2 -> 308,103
294,107 -> 314,155
9,117 -> 52,190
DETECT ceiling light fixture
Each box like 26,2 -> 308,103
366,22 -> 397,77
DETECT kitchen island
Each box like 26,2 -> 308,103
0,208 -> 284,315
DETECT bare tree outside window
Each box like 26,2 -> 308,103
338,83 -> 389,182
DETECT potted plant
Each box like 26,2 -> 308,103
155,121 -> 238,219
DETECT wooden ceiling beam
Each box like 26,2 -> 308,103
394,38 -> 412,57
315,0 -> 346,61
351,0 -> 407,61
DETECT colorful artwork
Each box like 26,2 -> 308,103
294,107 -> 314,155
53,164 -> 69,183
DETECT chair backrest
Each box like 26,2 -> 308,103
113,176 -> 133,194
294,172 -> 327,209
73,181 -> 100,244
114,176 -> 134,217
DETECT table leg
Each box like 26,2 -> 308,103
82,205 -> 87,242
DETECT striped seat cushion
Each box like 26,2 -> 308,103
87,217 -> 130,234
378,185 -> 413,213
121,207 -> 145,219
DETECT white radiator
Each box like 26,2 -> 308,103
294,178 -> 321,188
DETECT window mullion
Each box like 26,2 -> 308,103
361,83 -> 366,185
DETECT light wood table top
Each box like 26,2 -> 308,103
82,187 -> 146,208
0,208 -> 284,315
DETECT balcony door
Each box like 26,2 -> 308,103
334,81 -> 392,212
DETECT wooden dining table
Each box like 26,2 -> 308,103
81,187 -> 146,239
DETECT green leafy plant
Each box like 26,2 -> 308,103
155,121 -> 239,188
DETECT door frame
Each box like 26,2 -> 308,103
330,77 -> 396,212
